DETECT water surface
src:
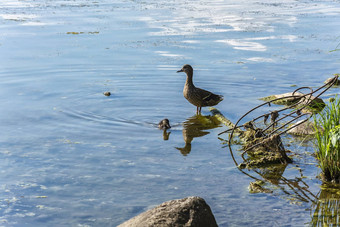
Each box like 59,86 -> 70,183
1,0 -> 340,226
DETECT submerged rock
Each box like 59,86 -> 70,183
261,91 -> 325,113
118,196 -> 218,227
243,132 -> 292,168
324,77 -> 340,86
249,181 -> 273,194
287,120 -> 318,135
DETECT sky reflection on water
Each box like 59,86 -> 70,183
1,0 -> 340,226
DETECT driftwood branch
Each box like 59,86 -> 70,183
210,75 -> 339,203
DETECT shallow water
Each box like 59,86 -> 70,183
1,0 -> 340,226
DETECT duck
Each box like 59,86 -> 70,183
177,64 -> 223,114
158,118 -> 171,130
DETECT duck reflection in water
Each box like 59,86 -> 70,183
158,118 -> 171,140
176,114 -> 221,155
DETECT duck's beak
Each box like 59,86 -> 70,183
177,69 -> 183,73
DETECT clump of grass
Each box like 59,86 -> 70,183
313,96 -> 340,183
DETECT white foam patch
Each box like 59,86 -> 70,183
216,39 -> 267,52
246,57 -> 275,62
21,21 -> 46,26
0,14 -> 37,20
155,51 -> 184,57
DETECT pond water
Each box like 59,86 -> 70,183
1,0 -> 340,226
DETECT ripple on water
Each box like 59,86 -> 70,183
1,0 -> 340,226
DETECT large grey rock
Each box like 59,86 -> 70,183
118,196 -> 218,227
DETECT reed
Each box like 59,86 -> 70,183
313,96 -> 340,183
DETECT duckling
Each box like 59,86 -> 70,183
177,64 -> 223,114
158,118 -> 171,130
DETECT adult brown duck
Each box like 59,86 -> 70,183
177,64 -> 223,114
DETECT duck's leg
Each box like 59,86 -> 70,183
197,106 -> 202,115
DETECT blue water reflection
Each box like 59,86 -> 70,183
1,0 -> 340,226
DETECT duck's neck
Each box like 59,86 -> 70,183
185,72 -> 195,88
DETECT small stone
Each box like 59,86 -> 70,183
103,91 -> 111,96
238,163 -> 247,169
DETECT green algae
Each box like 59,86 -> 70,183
66,31 -> 99,35
249,180 -> 273,194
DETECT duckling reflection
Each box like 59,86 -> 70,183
162,129 -> 171,140
176,114 -> 220,155
158,119 -> 171,140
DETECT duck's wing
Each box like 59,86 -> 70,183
203,92 -> 223,102
196,87 -> 223,105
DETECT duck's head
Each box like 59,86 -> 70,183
158,118 -> 171,130
177,64 -> 193,74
